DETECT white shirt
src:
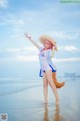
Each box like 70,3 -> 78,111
38,47 -> 56,74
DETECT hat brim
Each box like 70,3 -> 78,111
39,35 -> 56,46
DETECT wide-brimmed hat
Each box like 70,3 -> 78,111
39,35 -> 56,46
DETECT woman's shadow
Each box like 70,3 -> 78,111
43,104 -> 64,121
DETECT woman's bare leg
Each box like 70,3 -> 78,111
43,72 -> 48,103
45,70 -> 59,105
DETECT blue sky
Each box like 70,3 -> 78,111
0,0 -> 80,79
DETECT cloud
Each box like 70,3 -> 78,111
0,0 -> 8,8
53,57 -> 80,63
0,15 -> 26,26
5,45 -> 80,54
16,56 -> 80,62
0,45 -> 80,62
49,31 -> 80,40
59,45 -> 80,52
0,12 -> 27,29
0,46 -> 80,63
0,77 -> 22,81
0,5 -> 80,43
0,2 -> 80,63
0,46 -> 39,61
0,46 -> 80,62
16,55 -> 38,62
6,19 -> 26,25
6,46 -> 38,55
64,46 -> 79,52
0,55 -> 80,63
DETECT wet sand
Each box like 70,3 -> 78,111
0,78 -> 80,121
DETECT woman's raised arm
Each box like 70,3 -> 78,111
24,33 -> 41,49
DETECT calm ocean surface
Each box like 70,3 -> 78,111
0,61 -> 80,121
0,75 -> 80,121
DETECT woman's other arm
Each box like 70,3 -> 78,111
24,33 -> 41,49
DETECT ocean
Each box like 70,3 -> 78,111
0,61 -> 80,121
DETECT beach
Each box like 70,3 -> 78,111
0,0 -> 80,120
0,77 -> 80,121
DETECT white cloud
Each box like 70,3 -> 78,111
0,17 -> 25,26
5,45 -> 80,54
16,55 -> 38,62
6,19 -> 26,25
53,57 -> 80,63
0,0 -> 8,8
6,46 -> 38,55
49,31 -> 80,40
0,46 -> 79,63
6,48 -> 22,52
64,46 -> 78,52
0,7 -> 80,42
0,77 -> 22,81
59,45 -> 80,52
16,56 -> 80,62
0,53 -> 80,63
0,12 -> 26,27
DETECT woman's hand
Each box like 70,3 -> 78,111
24,33 -> 40,49
53,45 -> 58,51
24,33 -> 31,40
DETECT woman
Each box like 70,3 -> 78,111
25,33 -> 59,105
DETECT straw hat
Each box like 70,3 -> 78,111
39,35 -> 56,46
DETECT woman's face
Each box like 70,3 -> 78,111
43,40 -> 53,49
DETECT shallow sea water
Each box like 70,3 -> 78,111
0,77 -> 80,121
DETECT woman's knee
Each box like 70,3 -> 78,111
43,73 -> 48,88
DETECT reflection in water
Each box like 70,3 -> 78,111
43,104 -> 49,121
54,105 -> 64,121
43,104 -> 64,121
54,105 -> 60,121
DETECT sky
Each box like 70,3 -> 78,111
0,0 -> 80,79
